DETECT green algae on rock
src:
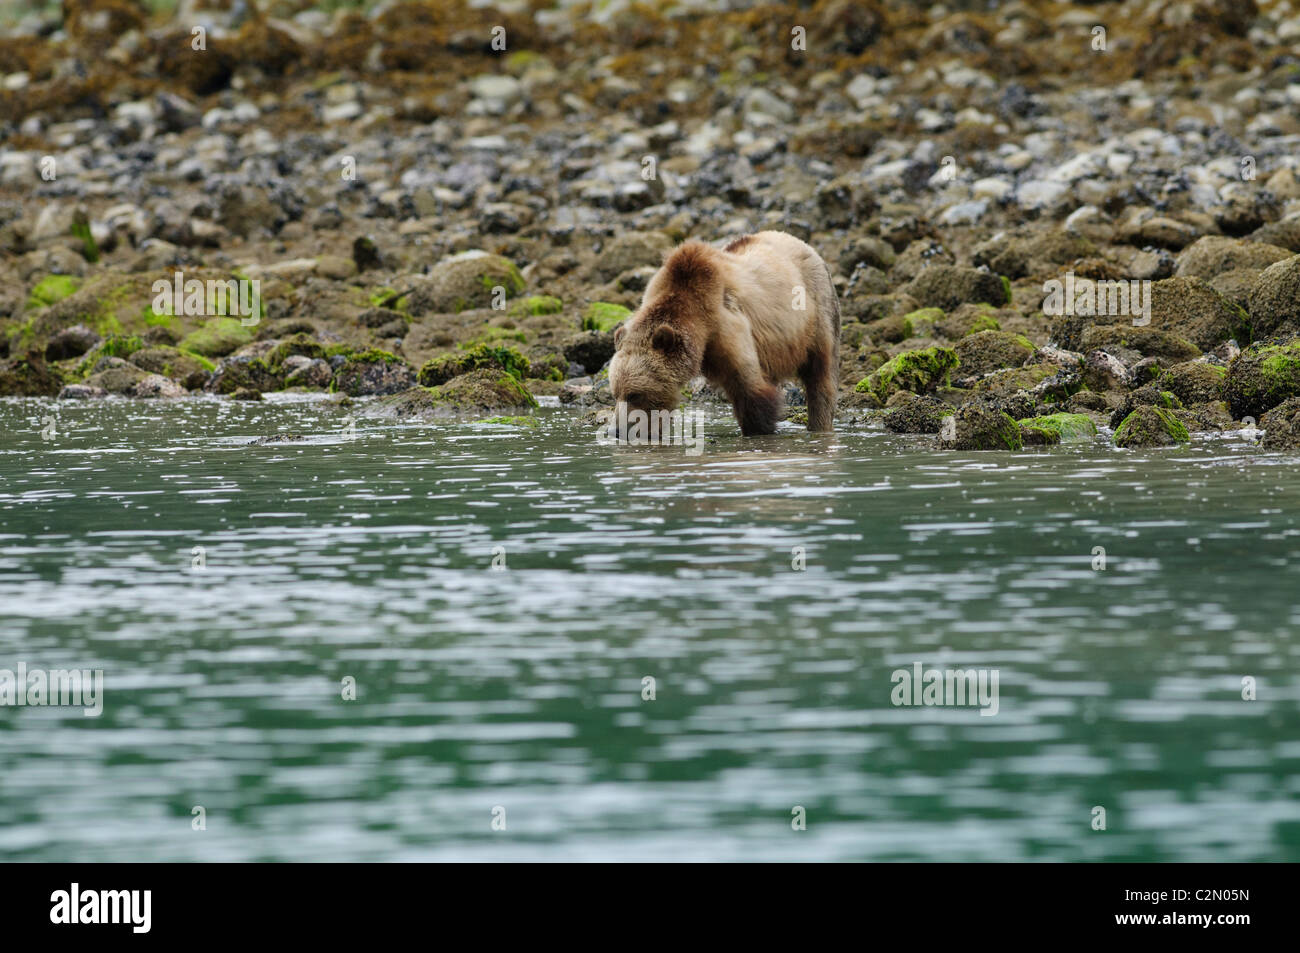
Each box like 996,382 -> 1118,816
1017,412 -> 1097,446
938,402 -> 1023,451
373,371 -> 538,419
180,318 -> 255,358
26,275 -> 82,311
509,295 -> 563,318
583,302 -> 632,333
1113,406 -> 1191,448
1224,342 -> 1300,419
856,345 -> 959,400
418,343 -> 531,386
477,415 -> 539,428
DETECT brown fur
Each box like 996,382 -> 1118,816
609,231 -> 840,436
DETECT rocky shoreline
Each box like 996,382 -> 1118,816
3,0 -> 1300,448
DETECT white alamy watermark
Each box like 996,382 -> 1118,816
1042,272 -> 1150,326
151,271 -> 261,326
598,401 -> 705,455
0,662 -> 103,716
891,662 -> 999,716
50,884 -> 150,933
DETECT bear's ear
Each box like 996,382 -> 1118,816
613,323 -> 627,350
651,324 -> 684,355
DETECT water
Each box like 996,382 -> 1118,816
1,395 -> 1297,861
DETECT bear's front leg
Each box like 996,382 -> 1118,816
733,381 -> 783,436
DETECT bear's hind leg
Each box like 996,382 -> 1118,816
800,347 -> 837,432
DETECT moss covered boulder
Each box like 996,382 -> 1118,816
904,265 -> 1008,311
0,354 -> 62,396
205,356 -> 285,396
332,350 -> 416,396
1174,236 -> 1293,279
938,401 -> 1023,451
374,371 -> 538,419
1077,325 -> 1200,361
1260,397 -> 1300,449
954,330 -> 1035,376
856,345 -> 959,400
405,252 -> 526,315
1224,342 -> 1300,418
592,231 -> 673,282
883,393 -> 948,434
128,346 -> 213,390
44,324 -> 101,361
180,318 -> 255,358
1107,386 -> 1182,429
969,362 -> 1058,399
1017,413 -> 1097,446
1113,406 -> 1191,447
1158,361 -> 1227,406
1147,277 -> 1249,351
418,343 -> 530,386
935,304 -> 1000,339
1246,256 -> 1300,341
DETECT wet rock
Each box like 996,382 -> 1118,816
45,324 -> 101,361
1248,218 -> 1300,253
352,235 -> 382,272
128,346 -> 210,390
232,388 -> 263,401
1121,213 -> 1200,250
1158,361 -> 1227,405
283,356 -> 333,389
132,374 -> 185,399
591,232 -> 673,283
333,352 -> 416,396
969,362 -> 1059,399
1076,325 -> 1201,362
406,252 -> 525,315
562,331 -> 615,375
205,357 -> 284,396
1246,256 -> 1300,340
247,433 -> 306,445
1260,398 -> 1300,449
84,357 -> 150,395
57,384 -> 109,399
1113,406 -> 1190,448
1108,387 -> 1183,429
376,370 -> 539,418
883,393 -> 947,434
904,265 -> 1007,311
838,236 -> 896,274
1081,349 -> 1131,391
1225,341 -> 1300,419
953,330 -> 1034,376
934,304 -> 1000,339
938,400 -> 1023,451
1174,236 -> 1292,278
0,354 -> 62,396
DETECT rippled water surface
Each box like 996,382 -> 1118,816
1,395 -> 1297,861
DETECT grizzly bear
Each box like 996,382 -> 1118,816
608,231 -> 840,435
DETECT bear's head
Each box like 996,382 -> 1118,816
608,242 -> 715,415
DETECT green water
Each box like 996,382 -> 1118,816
1,395 -> 1297,861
